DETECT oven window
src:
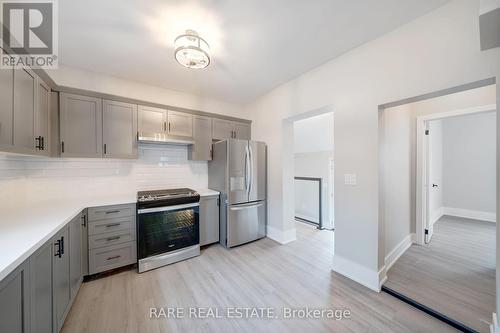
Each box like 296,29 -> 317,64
138,207 -> 199,259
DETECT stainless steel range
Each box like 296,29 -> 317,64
136,188 -> 200,273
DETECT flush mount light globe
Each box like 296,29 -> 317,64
174,30 -> 210,69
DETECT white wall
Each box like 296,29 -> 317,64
294,151 -> 334,229
428,120 -> 444,225
46,65 -> 247,119
442,111 -> 497,215
293,113 -> 334,153
0,144 -> 208,208
245,0 -> 500,291
380,105 -> 412,258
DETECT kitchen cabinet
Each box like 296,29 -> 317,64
60,93 -> 103,158
34,79 -> 50,155
200,195 -> 220,246
29,241 -> 53,333
233,122 -> 251,140
13,67 -> 36,153
69,212 -> 84,301
52,225 -> 70,333
212,119 -> 234,141
189,115 -> 213,161
0,260 -> 29,333
167,110 -> 193,137
212,119 -> 251,141
0,60 -> 14,148
102,100 -> 138,159
138,105 -> 167,138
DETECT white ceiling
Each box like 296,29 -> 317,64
59,0 -> 449,104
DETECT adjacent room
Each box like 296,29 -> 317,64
380,84 -> 497,332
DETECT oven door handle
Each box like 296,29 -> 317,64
137,202 -> 199,214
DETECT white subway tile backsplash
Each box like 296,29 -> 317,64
0,146 -> 208,201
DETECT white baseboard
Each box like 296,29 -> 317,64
266,225 -> 297,244
385,234 -> 413,272
332,254 -> 381,292
490,312 -> 499,333
442,207 -> 496,223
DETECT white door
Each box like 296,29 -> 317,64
426,120 -> 443,242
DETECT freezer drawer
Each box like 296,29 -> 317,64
226,201 -> 266,248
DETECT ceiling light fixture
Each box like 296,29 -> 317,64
174,30 -> 210,69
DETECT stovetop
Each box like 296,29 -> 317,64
137,188 -> 200,209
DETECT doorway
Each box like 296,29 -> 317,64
379,82 -> 497,333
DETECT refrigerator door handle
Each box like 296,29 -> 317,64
249,143 -> 254,196
245,144 -> 250,196
229,201 -> 264,211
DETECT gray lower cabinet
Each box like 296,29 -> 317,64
60,93 -> 103,158
189,115 -> 213,161
29,241 -> 53,333
88,203 -> 137,275
102,99 -> 138,159
52,225 -> 70,333
69,212 -> 83,300
200,195 -> 220,246
0,260 -> 30,333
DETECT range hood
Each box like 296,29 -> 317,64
138,134 -> 194,146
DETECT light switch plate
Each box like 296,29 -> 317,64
344,173 -> 357,186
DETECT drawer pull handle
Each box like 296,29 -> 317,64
106,236 -> 121,241
105,210 -> 120,214
107,255 -> 121,261
105,223 -> 120,228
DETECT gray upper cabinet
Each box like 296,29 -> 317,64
233,122 -> 251,140
29,241 -> 53,333
0,62 -> 14,148
212,118 -> 234,141
200,195 -> 220,246
69,213 -> 83,301
102,100 -> 138,159
138,105 -> 166,138
167,110 -> 193,137
52,225 -> 70,333
213,119 -> 251,141
0,260 -> 29,333
13,67 -> 36,153
35,79 -> 50,155
189,115 -> 213,161
60,93 -> 103,158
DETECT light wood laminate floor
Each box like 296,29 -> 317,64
384,216 -> 495,333
62,222 -> 456,333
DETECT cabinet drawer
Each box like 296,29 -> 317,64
88,216 -> 135,235
88,204 -> 135,221
89,229 -> 136,250
89,242 -> 136,274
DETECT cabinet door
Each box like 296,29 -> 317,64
167,110 -> 193,137
200,196 -> 220,246
0,261 -> 29,333
69,212 -> 83,301
13,67 -> 36,152
234,122 -> 251,140
0,61 -> 14,147
103,100 -> 138,159
34,79 -> 50,155
60,93 -> 103,157
138,105 -> 166,138
52,225 -> 70,333
29,241 -> 53,333
212,119 -> 233,141
189,115 -> 212,161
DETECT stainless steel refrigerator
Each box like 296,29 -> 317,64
208,139 -> 267,248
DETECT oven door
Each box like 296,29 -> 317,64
137,203 -> 199,260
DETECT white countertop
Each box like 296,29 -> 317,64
0,188 -> 219,281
